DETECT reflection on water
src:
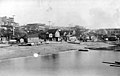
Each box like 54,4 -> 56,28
0,50 -> 120,76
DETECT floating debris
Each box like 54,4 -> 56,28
110,65 -> 120,67
103,61 -> 120,67
78,49 -> 89,52
102,61 -> 115,64
115,61 -> 120,64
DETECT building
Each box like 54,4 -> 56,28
0,16 -> 20,41
0,16 -> 19,27
96,28 -> 120,36
106,28 -> 120,36
25,23 -> 46,31
95,29 -> 108,35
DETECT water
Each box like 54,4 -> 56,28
86,45 -> 120,51
0,50 -> 120,76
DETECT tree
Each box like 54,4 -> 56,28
72,25 -> 86,37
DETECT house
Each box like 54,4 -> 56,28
46,29 -> 59,38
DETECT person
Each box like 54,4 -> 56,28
55,30 -> 60,41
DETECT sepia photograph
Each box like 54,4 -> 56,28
0,0 -> 120,76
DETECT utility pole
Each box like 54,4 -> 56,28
48,20 -> 51,27
12,15 -> 15,36
12,15 -> 15,21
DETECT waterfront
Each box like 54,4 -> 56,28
0,49 -> 120,76
0,38 -> 120,76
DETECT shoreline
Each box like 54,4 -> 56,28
0,42 -> 80,60
0,41 -> 114,61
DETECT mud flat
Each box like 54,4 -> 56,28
0,41 -> 115,60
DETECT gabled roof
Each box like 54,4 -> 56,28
47,29 -> 58,34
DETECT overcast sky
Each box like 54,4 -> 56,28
0,0 -> 120,29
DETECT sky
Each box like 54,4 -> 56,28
0,0 -> 120,29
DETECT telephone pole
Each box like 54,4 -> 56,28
48,20 -> 51,27
12,15 -> 15,36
